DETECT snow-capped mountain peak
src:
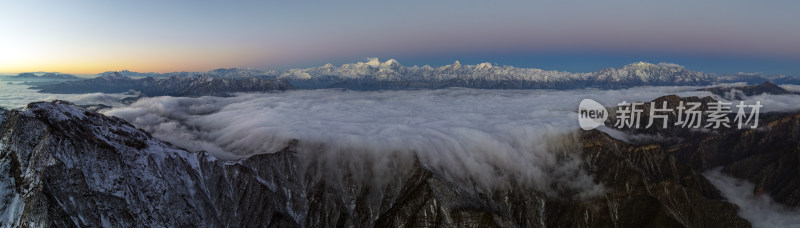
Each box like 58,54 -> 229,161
275,59 -> 711,89
475,62 -> 493,70
365,57 -> 382,67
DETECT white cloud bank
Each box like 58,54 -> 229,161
104,86 -> 710,196
0,83 -> 134,109
705,168 -> 800,228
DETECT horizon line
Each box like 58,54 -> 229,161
1,59 -> 793,77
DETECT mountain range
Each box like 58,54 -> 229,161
33,72 -> 294,96
3,73 -> 79,80
700,81 -> 798,100
280,59 -> 714,89
99,69 -> 281,79
30,59 -> 799,94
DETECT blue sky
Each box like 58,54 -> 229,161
1,0 -> 798,75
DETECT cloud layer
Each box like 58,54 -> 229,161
705,168 -> 800,228
104,87 -> 710,196
0,82 -> 133,109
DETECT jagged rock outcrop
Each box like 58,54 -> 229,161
608,94 -> 800,209
580,130 -> 750,227
0,101 -> 761,227
0,101 -> 214,226
672,111 -> 800,207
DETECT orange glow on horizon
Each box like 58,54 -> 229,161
1,61 -> 249,75
0,35 -> 273,74
0,52 -> 274,75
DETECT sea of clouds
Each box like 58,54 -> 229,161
103,87 -> 711,197
7,81 -> 800,212
0,82 -> 133,109
4,75 -> 800,222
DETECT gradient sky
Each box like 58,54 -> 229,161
1,0 -> 798,75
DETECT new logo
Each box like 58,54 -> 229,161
578,99 -> 607,130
